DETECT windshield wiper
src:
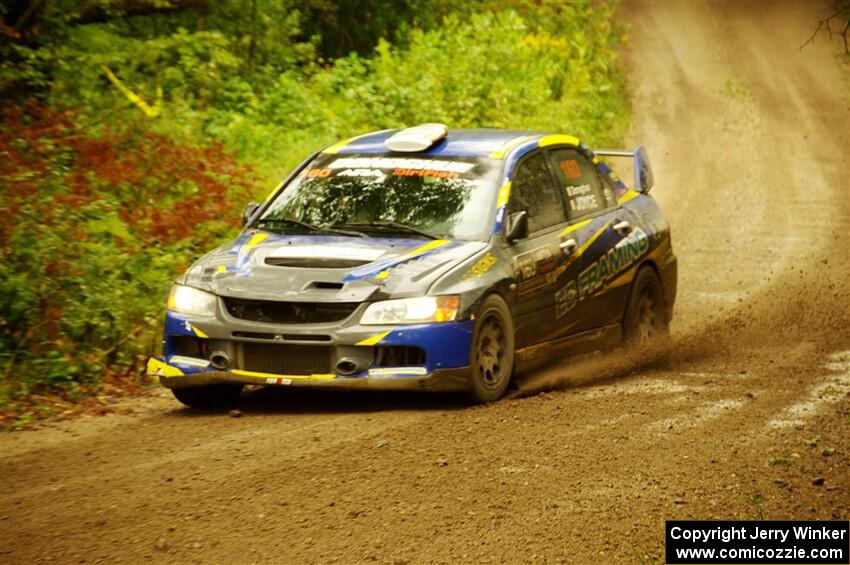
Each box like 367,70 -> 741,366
255,218 -> 366,238
332,222 -> 439,240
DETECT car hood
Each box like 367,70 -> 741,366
180,231 -> 487,303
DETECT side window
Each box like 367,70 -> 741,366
549,148 -> 610,218
510,153 -> 566,234
598,173 -> 619,208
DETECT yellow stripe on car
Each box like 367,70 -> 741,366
245,232 -> 268,248
605,263 -> 639,289
191,325 -> 208,338
575,220 -> 613,256
322,137 -> 355,154
559,218 -> 592,237
517,318 -> 582,357
601,232 -> 667,290
404,239 -> 449,258
496,181 -> 512,208
146,357 -> 184,377
356,330 -> 391,346
618,190 -> 640,205
538,134 -> 581,147
489,135 -> 538,159
264,181 -> 284,201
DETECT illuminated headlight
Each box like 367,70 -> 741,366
168,284 -> 217,317
360,296 -> 460,325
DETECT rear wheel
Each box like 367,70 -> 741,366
623,266 -> 668,345
468,295 -> 515,403
171,384 -> 243,409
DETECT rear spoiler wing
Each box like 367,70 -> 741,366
593,146 -> 654,193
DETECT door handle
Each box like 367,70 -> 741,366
613,220 -> 631,234
559,238 -> 577,253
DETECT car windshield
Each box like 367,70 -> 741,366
257,153 -> 503,241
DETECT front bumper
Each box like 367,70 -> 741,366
150,310 -> 474,392
147,357 -> 470,392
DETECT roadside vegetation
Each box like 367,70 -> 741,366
0,0 -> 630,426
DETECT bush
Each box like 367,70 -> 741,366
0,104 -> 253,406
216,7 -> 629,181
9,5 -> 627,185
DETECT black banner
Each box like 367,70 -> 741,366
666,520 -> 849,564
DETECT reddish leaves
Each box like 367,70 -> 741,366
0,103 -> 254,248
0,103 -> 256,414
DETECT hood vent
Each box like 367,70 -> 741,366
265,257 -> 370,269
310,281 -> 344,290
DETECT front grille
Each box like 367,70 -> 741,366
231,331 -> 277,340
224,297 -> 358,324
240,343 -> 332,375
231,331 -> 332,342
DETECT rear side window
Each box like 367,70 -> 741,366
548,148 -> 611,217
510,153 -> 566,234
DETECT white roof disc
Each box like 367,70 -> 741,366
384,123 -> 449,152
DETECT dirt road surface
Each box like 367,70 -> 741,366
2,2 -> 848,563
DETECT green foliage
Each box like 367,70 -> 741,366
0,105 -> 253,405
749,493 -> 767,520
295,0 -> 437,59
325,9 -> 627,139
214,5 -> 630,181
6,2 -> 628,184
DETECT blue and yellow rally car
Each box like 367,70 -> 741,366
147,124 -> 676,407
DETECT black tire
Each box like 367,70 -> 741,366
468,294 -> 515,403
623,265 -> 669,345
171,384 -> 243,409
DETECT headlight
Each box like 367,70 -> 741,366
360,296 -> 460,325
168,284 -> 217,317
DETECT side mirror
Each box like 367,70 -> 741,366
634,146 -> 654,193
505,210 -> 528,242
242,201 -> 260,227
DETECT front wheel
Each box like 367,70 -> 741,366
171,384 -> 243,409
468,294 -> 515,403
623,266 -> 669,345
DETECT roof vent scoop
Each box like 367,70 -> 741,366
383,123 -> 448,152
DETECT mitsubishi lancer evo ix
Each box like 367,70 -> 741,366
147,124 -> 677,407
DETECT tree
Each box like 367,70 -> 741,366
801,0 -> 850,56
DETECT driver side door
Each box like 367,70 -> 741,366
547,146 -> 632,333
507,151 -> 570,348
